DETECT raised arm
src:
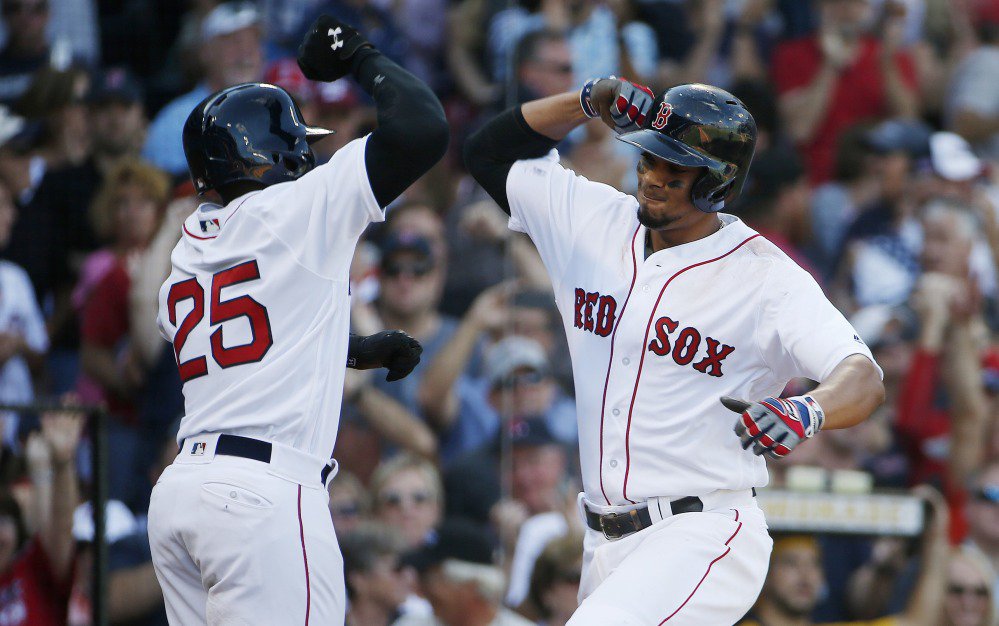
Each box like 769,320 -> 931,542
297,15 -> 449,208
464,78 -> 653,213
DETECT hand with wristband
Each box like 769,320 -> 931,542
580,76 -> 656,134
721,394 -> 825,458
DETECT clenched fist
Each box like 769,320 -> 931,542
581,77 -> 656,134
721,395 -> 825,459
347,330 -> 423,382
297,15 -> 373,83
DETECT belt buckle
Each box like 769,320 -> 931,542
599,512 -> 621,539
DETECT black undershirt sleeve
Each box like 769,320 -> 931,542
351,50 -> 449,208
462,106 -> 559,215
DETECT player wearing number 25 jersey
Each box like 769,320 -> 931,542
147,15 -> 447,626
465,80 -> 884,624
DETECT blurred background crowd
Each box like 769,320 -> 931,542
0,0 -> 997,624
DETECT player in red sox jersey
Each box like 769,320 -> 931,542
465,79 -> 885,624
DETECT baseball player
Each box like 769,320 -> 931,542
464,79 -> 885,624
147,16 -> 447,625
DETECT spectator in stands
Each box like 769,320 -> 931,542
143,1 -> 263,177
946,2 -> 999,163
329,471 -> 370,535
964,460 -> 999,599
522,533 -> 583,626
737,146 -> 820,281
78,159 -> 171,506
420,291 -> 575,461
341,523 -> 429,626
943,545 -> 996,626
0,179 -> 46,449
397,519 -> 534,626
741,486 -> 949,626
772,0 -> 919,183
370,454 -> 444,549
13,67 -> 91,172
34,66 -> 149,393
512,30 -> 575,105
0,0 -> 56,105
0,407 -> 83,624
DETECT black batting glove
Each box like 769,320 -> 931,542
347,331 -> 423,382
297,15 -> 373,83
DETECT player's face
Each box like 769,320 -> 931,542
634,154 -> 703,231
944,555 -> 991,626
764,543 -> 823,616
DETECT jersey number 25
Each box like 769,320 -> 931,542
166,260 -> 273,383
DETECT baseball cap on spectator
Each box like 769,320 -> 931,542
507,416 -> 557,447
87,67 -> 143,105
314,80 -> 360,110
930,132 -> 983,182
72,500 -> 138,544
863,119 -> 932,158
401,519 -> 495,572
201,1 -> 261,42
264,58 -> 314,104
485,336 -> 549,388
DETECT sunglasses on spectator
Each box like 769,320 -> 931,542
382,259 -> 434,279
380,490 -> 434,508
947,584 -> 989,599
973,485 -> 999,504
4,0 -> 47,15
498,371 -> 546,390
331,503 -> 361,518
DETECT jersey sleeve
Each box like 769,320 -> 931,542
252,135 -> 383,278
758,261 -> 882,383
506,150 -> 627,289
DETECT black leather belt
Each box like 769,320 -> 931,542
585,496 -> 704,539
184,434 -> 335,484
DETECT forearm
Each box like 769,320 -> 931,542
942,324 -> 989,483
509,235 -> 552,290
731,28 -> 766,82
42,458 -> 77,580
780,64 -> 839,142
881,57 -> 918,118
899,531 -> 951,626
680,29 -> 723,84
809,354 -> 885,430
355,387 -> 437,458
417,317 -> 482,428
521,92 -> 590,141
355,51 -> 449,207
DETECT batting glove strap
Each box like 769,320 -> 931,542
579,77 -> 604,119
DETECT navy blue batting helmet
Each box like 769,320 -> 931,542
182,82 -> 334,194
617,83 -> 757,213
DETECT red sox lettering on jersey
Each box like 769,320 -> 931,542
506,150 -> 879,507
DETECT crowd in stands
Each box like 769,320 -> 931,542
0,0 -> 995,624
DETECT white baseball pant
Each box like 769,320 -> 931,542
148,433 -> 344,625
569,489 -> 772,625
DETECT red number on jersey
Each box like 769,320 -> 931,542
166,260 -> 274,383
167,278 -> 208,382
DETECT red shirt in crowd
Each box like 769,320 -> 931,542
80,259 -> 136,424
896,348 -> 967,541
771,36 -> 918,184
0,539 -> 72,625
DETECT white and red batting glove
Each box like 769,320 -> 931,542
720,395 -> 825,459
580,76 -> 655,133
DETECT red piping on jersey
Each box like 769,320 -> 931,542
597,225 -> 641,505
658,509 -> 742,623
622,235 -> 760,503
297,485 -> 311,625
181,194 -> 253,241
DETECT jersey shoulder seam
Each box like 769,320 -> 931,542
242,209 -> 341,283
752,256 -> 780,371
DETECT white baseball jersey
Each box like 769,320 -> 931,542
506,150 -> 880,506
157,135 -> 383,458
